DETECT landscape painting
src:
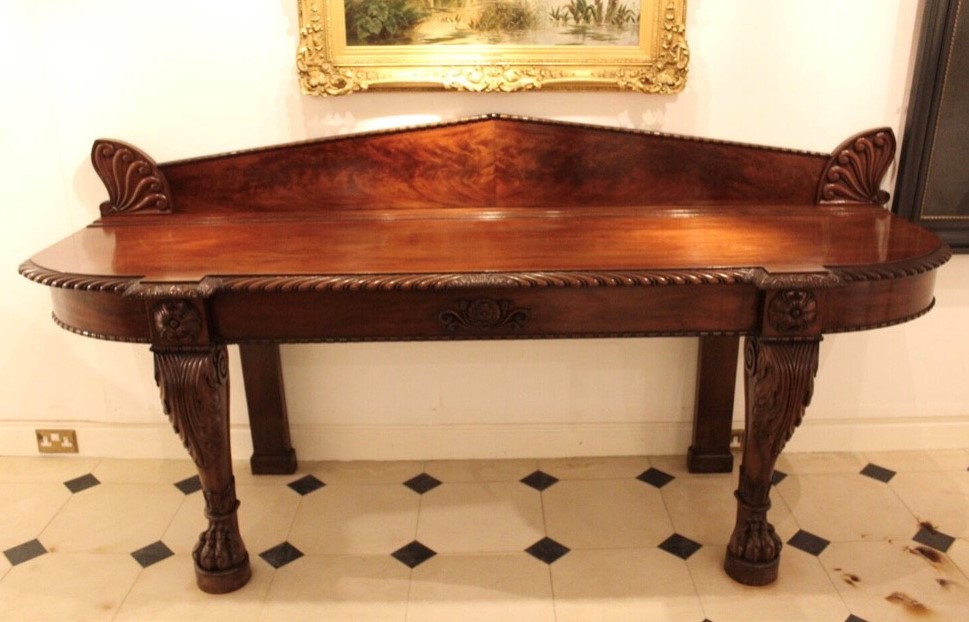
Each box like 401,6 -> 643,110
296,0 -> 688,95
343,0 -> 641,46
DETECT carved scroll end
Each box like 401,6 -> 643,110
817,128 -> 896,205
92,139 -> 173,216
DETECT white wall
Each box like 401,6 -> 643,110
1,0 -> 967,460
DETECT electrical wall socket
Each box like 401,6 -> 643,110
36,429 -> 79,454
730,429 -> 744,450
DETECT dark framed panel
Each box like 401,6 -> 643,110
894,0 -> 969,251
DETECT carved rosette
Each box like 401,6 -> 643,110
439,298 -> 531,331
817,129 -> 896,205
766,290 -> 818,334
92,140 -> 172,216
152,300 -> 203,344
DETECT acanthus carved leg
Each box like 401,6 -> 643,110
153,344 -> 251,593
724,336 -> 819,585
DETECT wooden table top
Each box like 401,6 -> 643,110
28,204 -> 943,285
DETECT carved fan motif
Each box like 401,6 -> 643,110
92,139 -> 173,216
817,129 -> 896,205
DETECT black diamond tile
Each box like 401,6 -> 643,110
845,615 -> 870,622
3,539 -> 47,566
787,529 -> 830,556
64,473 -> 100,493
260,541 -> 304,569
771,469 -> 787,485
174,475 -> 202,495
658,533 -> 703,560
525,537 -> 570,564
288,474 -> 325,496
131,541 -> 174,568
859,463 -> 896,483
403,473 -> 442,494
913,525 -> 956,553
520,470 -> 559,491
392,540 -> 436,568
636,467 -> 675,488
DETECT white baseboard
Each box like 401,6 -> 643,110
0,417 -> 966,460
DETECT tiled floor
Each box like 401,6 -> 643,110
2,450 -> 969,621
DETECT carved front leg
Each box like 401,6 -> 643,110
724,336 -> 819,585
153,345 -> 251,593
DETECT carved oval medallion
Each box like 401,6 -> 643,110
438,298 -> 531,331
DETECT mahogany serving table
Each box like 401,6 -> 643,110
20,116 -> 949,593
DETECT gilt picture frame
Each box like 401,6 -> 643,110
296,0 -> 688,95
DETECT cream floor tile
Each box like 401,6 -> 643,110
0,482 -> 71,551
307,460 -> 426,485
863,449 -> 969,473
165,483 -> 301,556
407,553 -> 555,622
0,554 -> 10,581
231,460 -> 315,486
258,555 -> 410,622
544,479 -> 673,550
537,455 -> 652,480
0,456 -> 101,483
776,473 -> 918,542
0,553 -> 141,621
288,484 -> 420,555
416,482 -> 544,554
688,546 -> 850,622
648,454 -> 739,480
424,458 -> 537,483
39,483 -> 183,553
889,470 -> 969,538
775,451 -> 870,475
114,554 -> 272,622
949,539 -> 969,580
92,458 -> 196,484
820,540 -> 969,621
662,475 -> 799,546
551,548 -> 705,622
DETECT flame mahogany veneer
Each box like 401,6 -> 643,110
21,116 -> 949,593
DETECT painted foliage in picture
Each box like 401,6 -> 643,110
343,0 -> 641,46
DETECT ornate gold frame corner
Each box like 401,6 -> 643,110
297,0 -> 688,95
